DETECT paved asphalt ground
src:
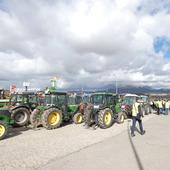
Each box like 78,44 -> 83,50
1,113 -> 170,170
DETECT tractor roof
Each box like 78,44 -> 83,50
91,92 -> 116,96
125,94 -> 139,97
46,91 -> 67,95
12,92 -> 36,95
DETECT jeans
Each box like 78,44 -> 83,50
159,108 -> 163,115
131,115 -> 144,135
165,108 -> 169,115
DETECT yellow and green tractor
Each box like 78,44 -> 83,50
84,92 -> 125,129
30,92 -> 88,129
0,108 -> 14,140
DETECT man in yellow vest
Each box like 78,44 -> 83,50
131,99 -> 145,137
165,99 -> 170,115
158,99 -> 163,115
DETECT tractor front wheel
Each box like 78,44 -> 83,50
0,121 -> 8,140
42,108 -> 62,130
117,112 -> 125,124
73,112 -> 84,124
98,108 -> 113,129
30,109 -> 42,128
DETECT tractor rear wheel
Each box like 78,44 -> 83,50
98,108 -> 113,129
30,109 -> 42,128
42,108 -> 62,129
11,108 -> 30,126
0,121 -> 8,140
73,112 -> 83,124
117,112 -> 125,124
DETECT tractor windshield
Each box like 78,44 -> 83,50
57,95 -> 66,105
45,94 -> 66,106
83,96 -> 90,103
75,96 -> 82,104
28,95 -> 37,103
9,94 -> 23,105
45,95 -> 51,105
122,97 -> 136,105
91,95 -> 104,105
140,96 -> 148,103
68,96 -> 76,105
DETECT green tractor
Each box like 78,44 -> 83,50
31,92 -> 90,129
0,109 -> 14,140
30,92 -> 72,129
68,94 -> 90,124
1,92 -> 40,127
84,92 -> 125,129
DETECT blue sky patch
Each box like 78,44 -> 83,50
154,37 -> 170,59
0,0 -> 8,12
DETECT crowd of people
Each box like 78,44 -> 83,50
151,99 -> 170,115
131,98 -> 170,137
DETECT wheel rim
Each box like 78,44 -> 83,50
120,115 -> 124,122
14,112 -> 26,123
76,114 -> 83,123
104,112 -> 112,125
48,112 -> 60,126
0,125 -> 5,137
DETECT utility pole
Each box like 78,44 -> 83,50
116,79 -> 118,94
113,74 -> 118,94
23,82 -> 30,92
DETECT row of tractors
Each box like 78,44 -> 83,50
0,91 -> 153,140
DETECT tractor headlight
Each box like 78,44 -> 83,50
94,105 -> 99,109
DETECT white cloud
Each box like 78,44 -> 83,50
0,0 -> 170,89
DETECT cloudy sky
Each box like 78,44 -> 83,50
0,0 -> 170,89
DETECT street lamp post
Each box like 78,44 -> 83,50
116,79 -> 118,94
113,74 -> 118,94
23,82 -> 30,92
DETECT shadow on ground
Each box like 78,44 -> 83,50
4,126 -> 32,140
127,120 -> 144,170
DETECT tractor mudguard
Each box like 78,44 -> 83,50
12,105 -> 30,112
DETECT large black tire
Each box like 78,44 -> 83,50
42,108 -> 63,130
0,121 -> 8,140
84,108 -> 93,126
98,108 -> 113,129
117,112 -> 125,124
11,107 -> 30,126
73,112 -> 84,124
30,109 -> 42,128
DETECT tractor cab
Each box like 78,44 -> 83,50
45,92 -> 67,108
84,92 -> 123,129
140,95 -> 149,104
0,92 -> 40,127
90,93 -> 119,111
9,92 -> 39,110
30,92 -> 72,129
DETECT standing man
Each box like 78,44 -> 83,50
165,99 -> 170,115
158,99 -> 163,115
162,99 -> 166,114
154,99 -> 159,114
131,99 -> 146,137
